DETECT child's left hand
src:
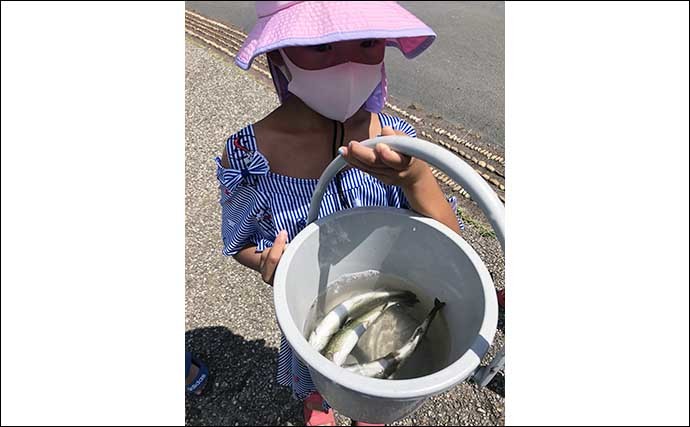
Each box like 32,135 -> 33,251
339,126 -> 426,188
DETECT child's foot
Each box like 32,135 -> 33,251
304,392 -> 336,426
186,352 -> 209,396
186,363 -> 204,395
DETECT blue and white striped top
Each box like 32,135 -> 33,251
216,113 -> 421,257
215,112 -> 459,401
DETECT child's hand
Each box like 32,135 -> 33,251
259,230 -> 288,285
339,126 -> 426,188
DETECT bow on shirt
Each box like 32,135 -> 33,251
216,151 -> 270,191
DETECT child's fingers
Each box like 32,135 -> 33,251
347,141 -> 382,167
273,229 -> 288,246
375,143 -> 412,171
259,248 -> 271,282
378,127 -> 413,170
259,248 -> 268,263
343,155 -> 394,176
339,128 -> 405,160
262,231 -> 288,284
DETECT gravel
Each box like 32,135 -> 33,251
185,37 -> 505,426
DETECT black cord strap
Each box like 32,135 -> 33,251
332,121 -> 350,209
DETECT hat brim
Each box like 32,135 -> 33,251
236,1 -> 436,70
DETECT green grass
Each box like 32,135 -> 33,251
458,208 -> 496,238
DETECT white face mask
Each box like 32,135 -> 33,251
279,49 -> 383,123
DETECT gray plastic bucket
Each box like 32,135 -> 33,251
273,136 -> 504,424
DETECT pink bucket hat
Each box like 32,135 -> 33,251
236,1 -> 436,112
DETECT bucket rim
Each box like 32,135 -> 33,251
273,207 -> 499,399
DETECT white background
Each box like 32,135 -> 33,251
1,1 -> 688,426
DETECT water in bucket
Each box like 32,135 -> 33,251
303,270 -> 452,380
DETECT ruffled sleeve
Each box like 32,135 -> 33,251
391,116 -> 417,138
217,174 -> 276,255
215,131 -> 274,256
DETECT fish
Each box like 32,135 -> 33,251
308,289 -> 419,353
343,298 -> 446,379
323,300 -> 409,367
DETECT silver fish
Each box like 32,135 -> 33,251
323,300 -> 407,367
308,290 -> 419,353
343,298 -> 446,379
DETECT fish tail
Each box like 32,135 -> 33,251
427,298 -> 446,322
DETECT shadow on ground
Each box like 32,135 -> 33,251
186,326 -> 302,426
486,371 -> 505,398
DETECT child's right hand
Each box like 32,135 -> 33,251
259,230 -> 288,286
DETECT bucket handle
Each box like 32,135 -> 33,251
307,135 -> 505,250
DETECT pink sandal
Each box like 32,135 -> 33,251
353,422 -> 385,426
304,393 -> 336,426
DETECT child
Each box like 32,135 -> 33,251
216,2 -> 461,425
